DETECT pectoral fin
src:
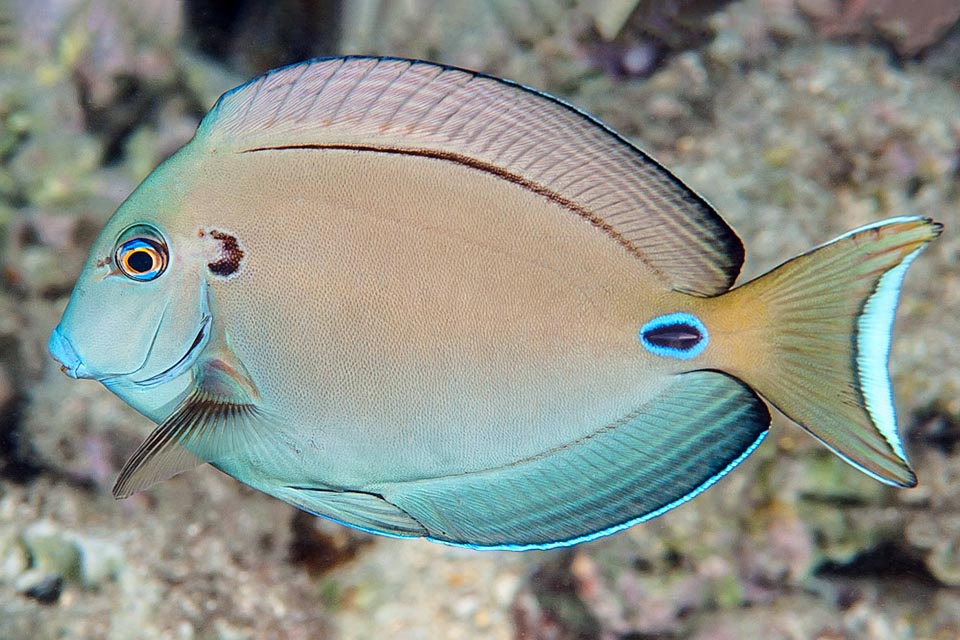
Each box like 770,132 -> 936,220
113,354 -> 265,499
113,388 -> 262,498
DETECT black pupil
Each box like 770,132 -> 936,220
127,249 -> 155,273
644,323 -> 702,351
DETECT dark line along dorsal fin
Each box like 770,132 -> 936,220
195,56 -> 743,296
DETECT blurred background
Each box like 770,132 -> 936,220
1,1 -> 959,638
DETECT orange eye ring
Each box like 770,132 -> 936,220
116,238 -> 167,281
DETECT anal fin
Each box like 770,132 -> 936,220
376,370 -> 770,549
276,486 -> 428,539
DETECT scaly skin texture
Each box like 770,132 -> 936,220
186,147 -> 688,490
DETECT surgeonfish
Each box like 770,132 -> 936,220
48,56 -> 941,550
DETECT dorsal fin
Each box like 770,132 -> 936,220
196,56 -> 743,296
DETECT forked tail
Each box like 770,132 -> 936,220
706,216 -> 941,486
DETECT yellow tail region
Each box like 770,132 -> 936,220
702,216 -> 941,486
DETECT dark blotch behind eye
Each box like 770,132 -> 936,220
207,230 -> 244,276
643,323 -> 703,351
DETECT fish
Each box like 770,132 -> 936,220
48,56 -> 941,550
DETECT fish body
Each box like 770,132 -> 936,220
49,57 -> 941,549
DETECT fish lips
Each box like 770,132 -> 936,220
48,326 -> 92,379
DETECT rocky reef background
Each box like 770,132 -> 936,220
1,1 -> 959,638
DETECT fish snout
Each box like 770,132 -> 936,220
48,326 -> 91,379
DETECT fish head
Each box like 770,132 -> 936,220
49,149 -> 214,416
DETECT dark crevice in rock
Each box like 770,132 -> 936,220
910,405 -> 960,455
183,0 -> 343,72
514,551 -> 603,640
287,510 -> 373,576
816,542 -> 939,586
0,395 -> 43,484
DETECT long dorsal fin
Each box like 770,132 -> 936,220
196,56 -> 743,296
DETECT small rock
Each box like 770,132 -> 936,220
799,0 -> 960,57
15,570 -> 63,604
0,533 -> 29,581
73,535 -> 124,588
0,364 -> 14,412
22,523 -> 82,583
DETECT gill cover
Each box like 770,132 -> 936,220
48,153 -> 210,419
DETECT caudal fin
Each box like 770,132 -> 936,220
709,216 -> 941,487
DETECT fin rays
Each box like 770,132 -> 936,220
278,487 -> 428,539
714,216 -> 941,487
200,56 -> 743,295
372,371 -> 769,549
113,389 -> 262,498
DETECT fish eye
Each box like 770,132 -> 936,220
116,237 -> 168,281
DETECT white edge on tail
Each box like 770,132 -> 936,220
832,215 -> 924,484
857,244 -> 925,472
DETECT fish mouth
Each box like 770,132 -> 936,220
49,326 -> 91,379
50,311 -> 208,385
131,313 -> 212,388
